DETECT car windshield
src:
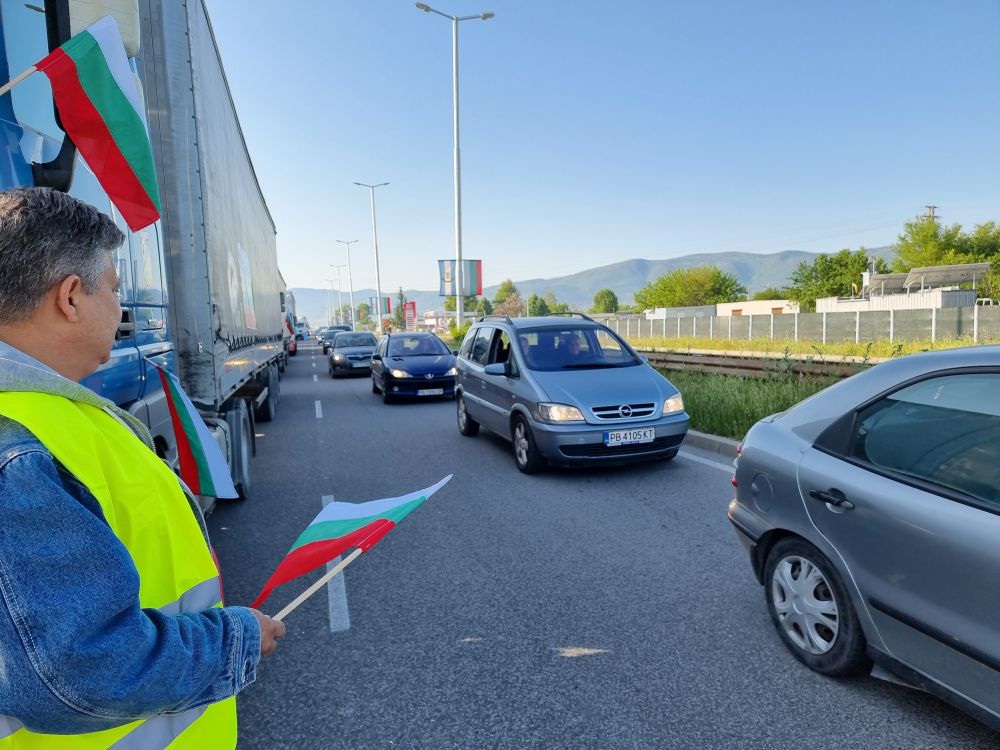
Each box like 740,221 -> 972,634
388,335 -> 449,357
515,326 -> 641,371
334,333 -> 376,348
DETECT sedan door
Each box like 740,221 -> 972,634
797,370 -> 1000,718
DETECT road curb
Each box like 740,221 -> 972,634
684,430 -> 739,459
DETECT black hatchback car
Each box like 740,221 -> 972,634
371,332 -> 457,404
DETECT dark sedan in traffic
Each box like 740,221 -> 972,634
328,332 -> 377,377
370,332 -> 457,404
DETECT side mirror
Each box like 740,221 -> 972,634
484,363 -> 506,376
452,349 -> 459,356
371,353 -> 382,361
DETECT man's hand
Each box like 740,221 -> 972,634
250,609 -> 286,656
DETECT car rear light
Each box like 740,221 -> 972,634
731,442 -> 743,487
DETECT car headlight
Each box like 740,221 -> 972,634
663,395 -> 685,414
538,403 -> 585,423
445,367 -> 457,376
390,369 -> 411,378
333,353 -> 346,361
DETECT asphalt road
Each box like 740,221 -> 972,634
209,342 -> 997,750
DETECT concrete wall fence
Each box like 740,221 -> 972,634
606,306 -> 1000,345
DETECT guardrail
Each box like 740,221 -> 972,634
643,350 -> 861,380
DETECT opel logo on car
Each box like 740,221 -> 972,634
619,404 -> 632,418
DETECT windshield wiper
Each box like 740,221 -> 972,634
560,362 -> 621,369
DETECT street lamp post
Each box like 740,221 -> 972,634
330,264 -> 346,325
336,239 -> 359,328
415,3 -> 494,328
354,182 -> 389,333
325,279 -> 335,326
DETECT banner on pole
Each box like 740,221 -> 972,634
438,259 -> 483,297
403,301 -> 417,330
368,296 -> 391,315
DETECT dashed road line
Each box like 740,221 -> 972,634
315,400 -> 323,419
321,494 -> 350,633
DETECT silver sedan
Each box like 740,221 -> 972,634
729,345 -> 1000,730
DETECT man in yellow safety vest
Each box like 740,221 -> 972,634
0,188 -> 286,749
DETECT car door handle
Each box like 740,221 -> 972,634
809,488 -> 855,510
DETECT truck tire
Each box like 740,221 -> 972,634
226,400 -> 253,500
255,365 -> 278,422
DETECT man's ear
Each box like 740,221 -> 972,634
54,275 -> 84,323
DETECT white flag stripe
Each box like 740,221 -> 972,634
309,475 -> 452,524
86,16 -> 143,118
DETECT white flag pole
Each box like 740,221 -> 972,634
0,66 -> 38,98
271,547 -> 364,622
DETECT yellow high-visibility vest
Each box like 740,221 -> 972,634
0,392 -> 238,749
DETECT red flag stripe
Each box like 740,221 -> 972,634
37,48 -> 159,231
250,519 -> 395,609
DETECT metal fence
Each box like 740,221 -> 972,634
605,306 -> 1000,345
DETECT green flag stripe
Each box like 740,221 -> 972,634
290,497 -> 426,552
164,373 -> 215,496
65,33 -> 160,209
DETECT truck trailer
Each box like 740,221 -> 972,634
0,0 -> 285,507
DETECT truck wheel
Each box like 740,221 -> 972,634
226,400 -> 253,501
255,366 -> 278,422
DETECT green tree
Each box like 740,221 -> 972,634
494,279 -> 520,305
542,291 -> 558,308
525,293 -> 550,316
550,302 -> 571,313
892,216 -> 967,271
357,302 -> 371,325
590,288 -> 620,313
633,266 -> 747,310
787,248 -> 887,312
392,287 -> 407,329
750,287 -> 787,301
443,294 -> 478,312
475,297 -> 493,317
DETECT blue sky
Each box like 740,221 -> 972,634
205,0 -> 1000,294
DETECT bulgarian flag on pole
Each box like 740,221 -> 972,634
252,475 -> 452,618
33,16 -> 161,230
153,363 -> 239,500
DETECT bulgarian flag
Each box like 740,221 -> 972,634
35,16 -> 161,230
251,475 -> 452,609
153,363 -> 239,499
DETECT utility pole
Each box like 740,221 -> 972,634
924,205 -> 939,221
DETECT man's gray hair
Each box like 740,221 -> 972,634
0,187 -> 125,323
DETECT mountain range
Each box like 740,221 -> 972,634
289,247 -> 894,327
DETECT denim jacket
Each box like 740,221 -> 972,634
0,343 -> 261,735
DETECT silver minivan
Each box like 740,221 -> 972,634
455,314 -> 688,473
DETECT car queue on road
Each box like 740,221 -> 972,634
311,314 -> 1000,732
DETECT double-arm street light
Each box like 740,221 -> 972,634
354,182 -> 389,333
330,264 -> 346,324
336,239 -> 358,328
414,3 -> 494,328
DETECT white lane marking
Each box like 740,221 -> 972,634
313,374 -> 318,382
321,494 -> 350,633
315,400 -> 323,419
312,362 -> 316,368
678,450 -> 734,474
